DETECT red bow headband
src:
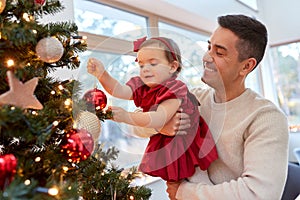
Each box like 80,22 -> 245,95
133,36 -> 177,61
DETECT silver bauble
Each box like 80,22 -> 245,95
36,37 -> 64,63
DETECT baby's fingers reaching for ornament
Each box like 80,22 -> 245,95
109,106 -> 127,122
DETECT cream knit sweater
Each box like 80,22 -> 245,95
176,88 -> 289,200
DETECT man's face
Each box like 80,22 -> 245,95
201,26 -> 247,91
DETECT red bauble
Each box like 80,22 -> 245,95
0,154 -> 17,190
83,88 -> 107,109
34,0 -> 46,6
60,128 -> 94,163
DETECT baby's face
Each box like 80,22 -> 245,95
137,46 -> 174,88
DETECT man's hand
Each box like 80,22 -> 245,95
166,181 -> 182,200
159,108 -> 191,136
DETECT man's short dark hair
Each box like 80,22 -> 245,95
218,14 -> 268,68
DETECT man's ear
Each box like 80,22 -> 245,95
240,58 -> 257,76
170,61 -> 179,73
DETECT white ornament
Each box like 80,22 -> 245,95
36,37 -> 64,63
0,0 -> 6,14
75,111 -> 101,143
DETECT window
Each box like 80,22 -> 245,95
68,0 -> 265,169
270,41 -> 300,132
76,50 -> 147,168
74,0 -> 148,41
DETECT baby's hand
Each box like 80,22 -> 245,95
87,58 -> 105,79
110,106 -> 128,123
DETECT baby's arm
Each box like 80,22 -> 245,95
87,58 -> 132,100
111,98 -> 181,136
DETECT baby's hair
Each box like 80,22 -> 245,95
139,37 -> 182,74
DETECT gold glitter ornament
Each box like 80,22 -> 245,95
75,111 -> 101,144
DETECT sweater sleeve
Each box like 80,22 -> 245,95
176,106 -> 289,200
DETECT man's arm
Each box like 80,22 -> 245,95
175,110 -> 289,200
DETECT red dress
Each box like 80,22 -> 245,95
126,76 -> 218,181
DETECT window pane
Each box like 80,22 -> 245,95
159,22 -> 209,89
270,42 -> 300,131
74,0 -> 148,40
75,50 -> 147,168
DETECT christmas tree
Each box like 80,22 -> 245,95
0,0 -> 151,199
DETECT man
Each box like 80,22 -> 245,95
164,14 -> 289,200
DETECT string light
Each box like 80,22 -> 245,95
62,166 -> 69,172
58,85 -> 64,90
48,187 -> 59,196
35,157 -> 41,162
64,98 -> 72,106
31,110 -> 38,115
36,187 -> 59,196
24,179 -> 31,185
50,90 -> 56,95
7,59 -> 14,67
53,121 -> 59,126
22,13 -> 33,22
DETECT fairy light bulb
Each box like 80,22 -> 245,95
23,13 -> 30,22
7,59 -> 14,67
48,187 -> 59,196
24,179 -> 31,185
62,166 -> 69,172
35,157 -> 41,162
53,121 -> 59,126
64,98 -> 72,106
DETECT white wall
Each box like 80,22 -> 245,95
258,0 -> 300,45
163,0 -> 259,24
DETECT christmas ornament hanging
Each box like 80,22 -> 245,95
60,128 -> 94,163
36,37 -> 64,63
83,88 -> 107,110
0,154 -> 17,190
0,71 -> 43,110
0,0 -> 6,14
75,111 -> 101,143
34,0 -> 46,6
